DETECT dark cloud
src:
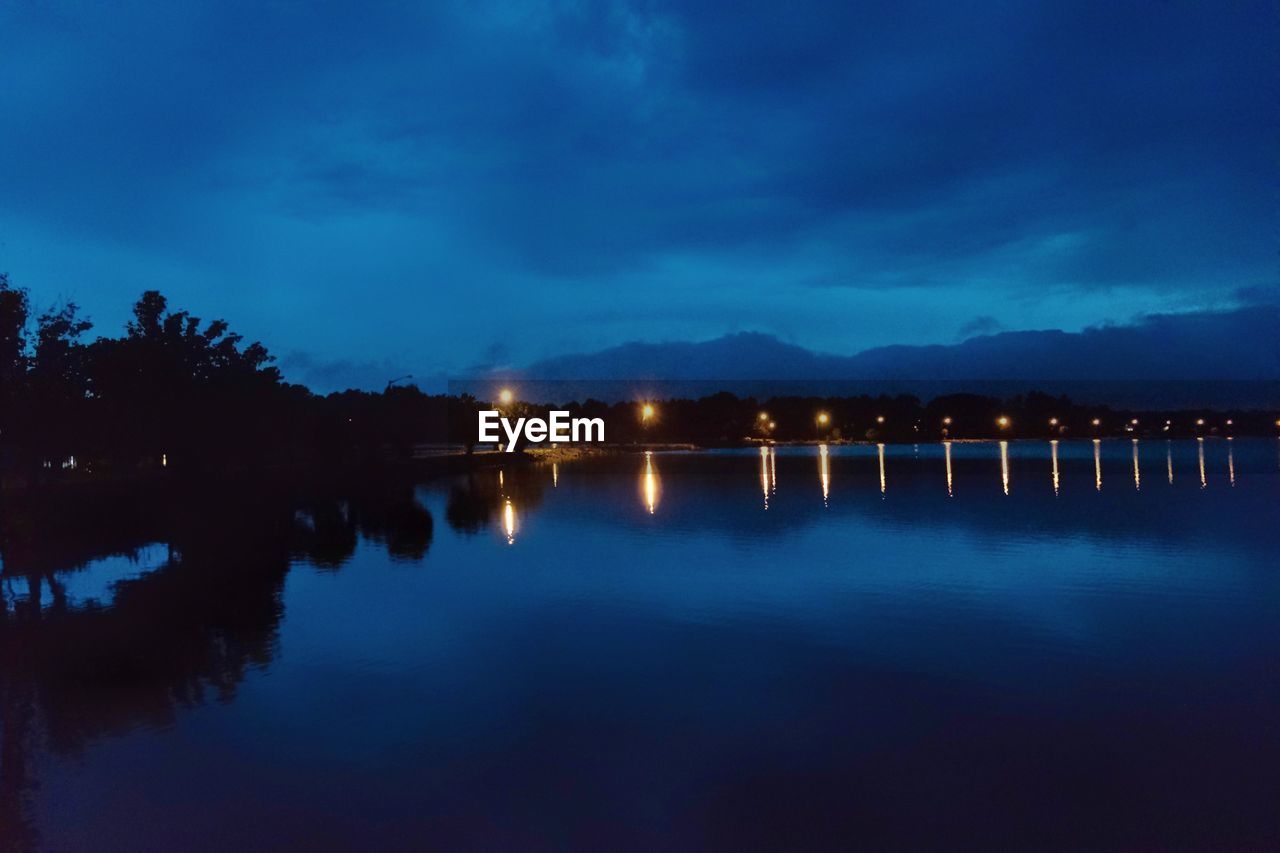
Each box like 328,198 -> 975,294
1,1 -> 1274,370
957,316 -> 1004,341
1233,283 -> 1280,307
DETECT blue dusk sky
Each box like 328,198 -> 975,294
1,1 -> 1275,388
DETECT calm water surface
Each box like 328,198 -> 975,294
2,439 -> 1278,850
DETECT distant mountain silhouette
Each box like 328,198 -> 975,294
525,307 -> 1280,382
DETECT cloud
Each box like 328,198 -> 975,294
957,316 -> 1004,341
1233,282 -> 1280,307
1,0 -> 1274,371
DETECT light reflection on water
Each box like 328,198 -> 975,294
944,439 -> 954,496
3,438 -> 1279,850
618,439 -> 1273,516
877,442 -> 887,496
1094,438 -> 1103,491
1050,439 -> 1059,496
818,443 -> 830,505
503,498 -> 516,544
999,440 -> 1010,496
642,450 -> 659,515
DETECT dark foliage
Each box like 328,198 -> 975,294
0,278 -> 464,483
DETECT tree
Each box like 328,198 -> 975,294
0,273 -> 30,388
0,274 -> 31,458
22,303 -> 95,463
32,303 -> 93,391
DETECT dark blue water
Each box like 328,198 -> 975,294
3,439 -> 1278,850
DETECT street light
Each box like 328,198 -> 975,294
385,374 -> 413,392
758,411 -> 769,422
498,388 -> 514,406
875,415 -> 885,424
641,403 -> 655,423
1048,417 -> 1059,427
816,412 -> 830,426
996,416 -> 1010,429
942,416 -> 952,426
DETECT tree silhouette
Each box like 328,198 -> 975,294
0,275 -> 31,452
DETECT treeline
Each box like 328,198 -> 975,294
0,275 -> 473,482
1,275 -> 1274,486
504,391 -> 1276,446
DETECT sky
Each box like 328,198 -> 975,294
1,0 -> 1275,390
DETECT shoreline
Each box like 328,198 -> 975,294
1,434 -> 1265,497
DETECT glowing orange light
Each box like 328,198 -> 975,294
997,416 -> 1010,429
498,388 -> 514,405
642,452 -> 659,514
816,412 -> 830,426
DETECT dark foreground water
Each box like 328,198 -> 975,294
2,439 -> 1278,850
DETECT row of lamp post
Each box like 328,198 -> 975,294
493,388 -> 1280,440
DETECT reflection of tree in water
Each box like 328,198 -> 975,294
293,480 -> 434,567
0,476 -> 434,850
445,466 -> 547,535
350,484 -> 434,562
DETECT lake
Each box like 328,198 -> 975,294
2,438 -> 1278,850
